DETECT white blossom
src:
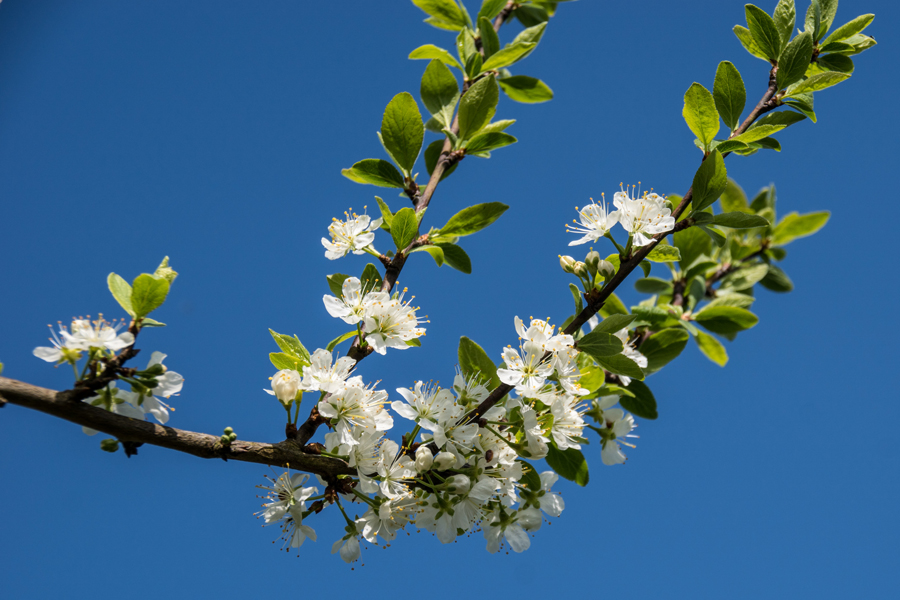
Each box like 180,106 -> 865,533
549,393 -> 587,451
358,495 -> 419,544
613,328 -> 648,386
322,209 -> 382,260
595,400 -> 637,465
323,277 -> 371,325
33,322 -> 82,364
362,289 -> 426,354
433,451 -> 456,471
317,381 -> 392,446
496,341 -> 553,397
63,317 -> 134,353
266,368 -> 302,405
483,507 -> 531,554
127,352 -> 184,424
375,440 -> 415,499
301,348 -> 355,394
415,446 -> 433,473
566,196 -> 620,246
613,185 -> 675,247
332,524 -> 363,563
391,381 -> 456,426
256,472 -> 319,550
81,384 -> 146,435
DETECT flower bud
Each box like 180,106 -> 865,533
271,369 -> 302,405
433,451 -> 456,470
100,438 -> 120,453
573,261 -> 588,278
584,250 -> 600,277
415,446 -> 433,473
558,255 -> 576,274
517,506 -> 543,532
443,474 -> 471,495
598,260 -> 616,278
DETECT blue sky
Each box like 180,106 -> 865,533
1,1 -> 897,598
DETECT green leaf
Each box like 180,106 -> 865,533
391,207 -> 418,251
436,243 -> 472,273
409,244 -> 445,267
478,0 -> 507,20
139,318 -> 166,327
786,71 -> 850,96
498,76 -> 554,103
591,314 -> 637,334
326,331 -> 357,352
153,256 -> 178,285
699,225 -> 727,247
465,131 -> 517,153
465,52 -> 484,80
424,140 -> 458,181
480,41 -> 536,72
745,4 -> 782,60
546,446 -> 589,486
734,25 -> 769,61
375,196 -> 394,231
381,92 -> 424,175
816,54 -> 854,74
577,330 -> 625,358
773,0 -> 796,55
759,263 -> 794,292
569,283 -> 584,314
721,263 -> 769,291
641,328 -> 690,372
635,277 -> 673,294
457,75 -> 499,140
438,202 -> 508,237
727,124 -> 787,146
421,60 -> 460,130
817,0 -> 839,39
130,274 -> 169,318
514,4 -> 549,27
772,211 -> 830,245
693,306 -> 759,335
457,29 -> 477,67
341,159 -> 405,188
683,83 -> 720,149
107,273 -> 135,317
269,329 -> 311,363
777,31 -> 814,90
269,352 -> 305,372
326,273 -> 350,298
645,245 -> 681,263
510,22 -> 547,60
674,226 -> 712,270
600,293 -> 629,317
822,14 -> 875,45
691,150 -> 727,213
459,336 -> 502,390
751,110 -> 807,129
713,61 -> 746,132
409,44 -> 462,69
695,331 -> 728,366
620,379 -> 657,420
412,0 -> 467,30
478,119 -> 516,134
360,263 -> 383,291
711,212 -> 770,229
478,17 -> 500,58
595,353 -> 644,381
720,178 -> 749,213
783,92 -> 816,122
706,292 -> 755,310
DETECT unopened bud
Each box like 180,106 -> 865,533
223,427 -> 233,435
434,451 -> 456,471
573,261 -> 588,278
100,438 -> 119,453
415,446 -> 433,473
228,433 -> 237,442
598,260 -> 616,278
517,506 -> 543,532
584,250 -> 600,277
559,255 -> 576,274
443,474 -> 471,495
271,369 -> 302,405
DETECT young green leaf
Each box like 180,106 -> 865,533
546,446 -> 589,486
713,61 -> 746,132
130,274 -> 169,318
683,83 -> 720,150
107,273 -> 135,317
411,245 -> 444,267
635,277 -> 673,294
375,197 -> 394,231
576,330 -> 625,358
734,25 -> 769,60
786,71 -> 851,96
745,4 -> 783,60
326,331 -> 357,352
509,22 -> 547,61
783,92 -> 816,122
412,0 -> 467,30
645,245 -> 681,263
269,329 -> 311,363
498,76 -> 553,103
421,60 -> 460,130
477,0 -> 507,21
341,159 -> 406,188
381,92 -> 424,175
465,131 -> 517,153
435,243 -> 472,273
772,211 -> 830,245
391,207 -> 419,250
695,331 -> 729,366
270,352 -> 305,372
438,202 -> 508,237
693,306 -> 759,335
459,336 -> 502,390
691,150 -> 727,213
773,0 -> 796,55
699,225 -> 727,247
720,178 -> 749,213
424,140 -> 458,181
591,314 -> 637,334
153,257 -> 178,285
711,212 -> 770,228
457,75 -> 499,140
478,17 -> 500,59
641,328 -> 690,372
481,42 -> 537,72
721,263 -> 769,291
777,31 -> 814,90
620,379 -> 657,420
822,14 -> 875,46
408,44 -> 462,69
759,263 -> 794,292
594,353 -> 644,381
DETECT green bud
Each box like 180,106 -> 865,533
584,250 -> 600,278
223,427 -> 234,435
558,255 -> 576,274
573,261 -> 588,278
228,433 -> 237,442
598,260 -> 616,278
100,438 -> 120,453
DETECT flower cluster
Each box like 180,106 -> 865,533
323,277 -> 426,354
33,316 -> 134,365
568,184 -> 675,248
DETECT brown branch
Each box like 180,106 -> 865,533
0,376 -> 356,477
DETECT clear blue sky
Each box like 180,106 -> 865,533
1,1 -> 897,598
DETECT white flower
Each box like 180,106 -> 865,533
597,403 -> 637,465
127,351 -> 184,424
418,492 -> 459,544
532,471 -> 565,519
391,381 -> 457,425
362,289 -> 426,355
301,348 -> 355,394
433,451 -> 456,471
81,384 -> 146,435
321,209 -> 382,260
566,197 -> 620,246
496,341 -> 553,397
332,524 -> 363,563
443,474 -> 471,495
266,368 -> 302,405
375,439 -> 416,499
62,317 -> 134,353
33,322 -> 82,364
483,507 -> 531,554
345,430 -> 384,494
452,369 -> 489,409
323,277 -> 371,325
451,477 -> 499,533
358,496 -> 419,544
549,393 -> 587,451
256,472 -> 318,526
317,382 -> 393,446
613,185 -> 675,247
520,404 -> 549,459
415,446 -> 433,473
613,328 -> 648,386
